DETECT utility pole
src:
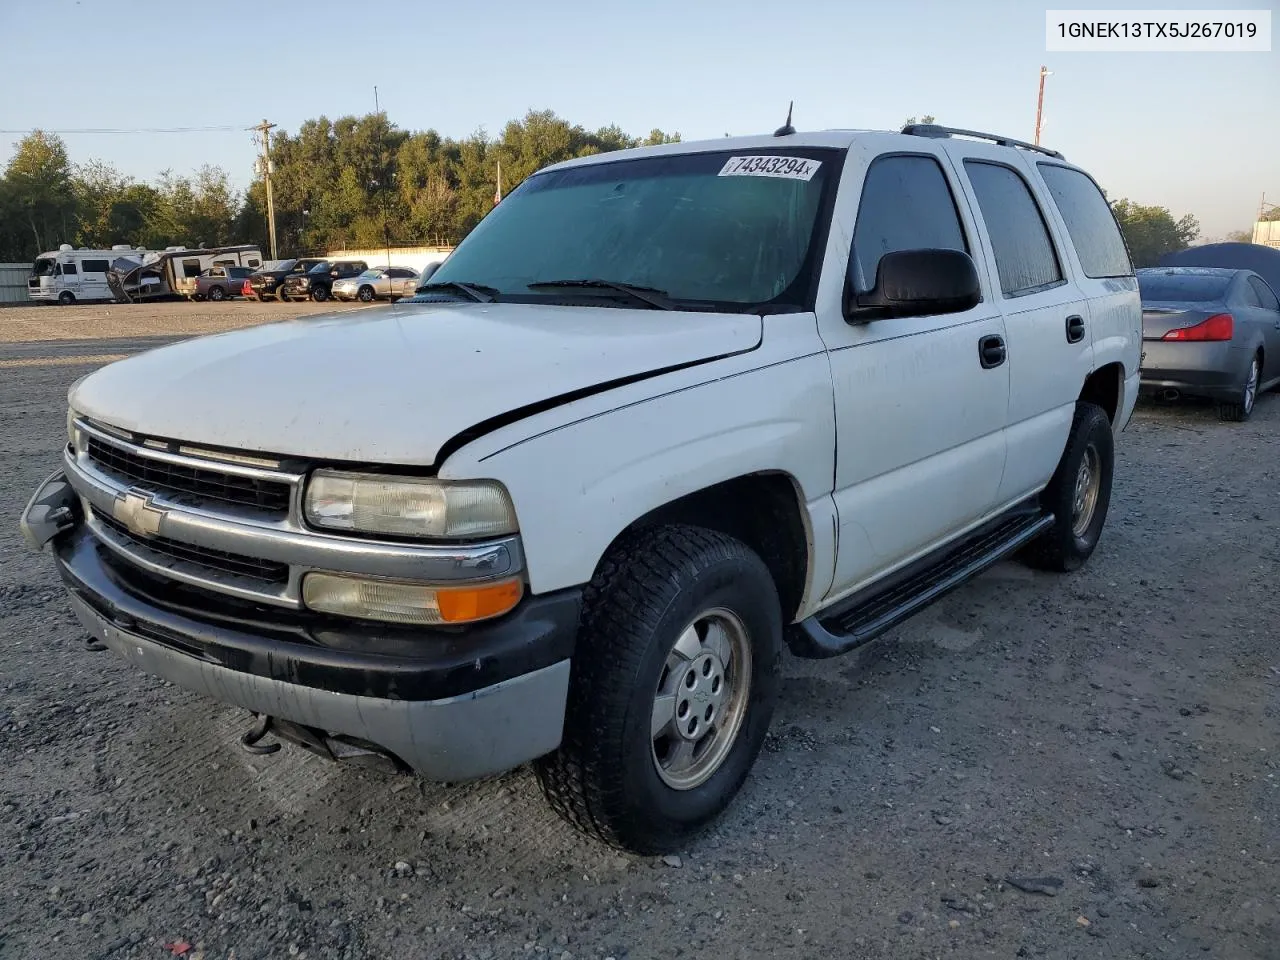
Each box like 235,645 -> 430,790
1034,66 -> 1051,146
253,119 -> 278,260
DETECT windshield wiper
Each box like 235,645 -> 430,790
526,279 -> 675,310
415,281 -> 498,303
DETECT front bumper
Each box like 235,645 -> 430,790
25,471 -> 579,781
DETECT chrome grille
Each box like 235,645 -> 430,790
94,511 -> 289,585
85,434 -> 292,514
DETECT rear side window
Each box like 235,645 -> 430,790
851,154 -> 968,293
1037,164 -> 1133,278
964,161 -> 1063,297
1239,281 -> 1264,308
1248,276 -> 1280,311
81,259 -> 110,273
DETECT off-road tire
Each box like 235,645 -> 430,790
1026,401 -> 1114,573
1219,354 -> 1260,422
534,524 -> 783,855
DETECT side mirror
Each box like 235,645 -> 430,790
845,248 -> 981,322
420,262 -> 440,282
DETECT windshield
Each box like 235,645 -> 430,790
32,258 -> 56,277
262,259 -> 293,272
357,269 -> 381,279
427,147 -> 843,311
307,262 -> 333,275
1138,272 -> 1232,303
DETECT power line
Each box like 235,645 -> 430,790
0,125 -> 253,135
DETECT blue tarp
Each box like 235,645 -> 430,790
1157,242 -> 1280,295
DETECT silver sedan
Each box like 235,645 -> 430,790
331,266 -> 421,303
1138,266 -> 1280,421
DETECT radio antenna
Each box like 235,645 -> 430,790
773,101 -> 795,137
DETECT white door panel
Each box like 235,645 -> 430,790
943,143 -> 1093,503
820,145 -> 1010,601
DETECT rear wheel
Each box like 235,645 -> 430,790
1026,401 -> 1114,573
1219,355 -> 1259,422
208,286 -> 226,302
57,291 -> 75,305
535,524 -> 782,855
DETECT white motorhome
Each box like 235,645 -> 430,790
28,245 -> 150,304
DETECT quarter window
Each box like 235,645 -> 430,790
1248,276 -> 1280,311
59,262 -> 78,276
1037,163 -> 1133,278
851,154 -> 968,293
81,259 -> 110,273
964,161 -> 1063,297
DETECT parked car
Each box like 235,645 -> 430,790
191,265 -> 255,302
332,266 -> 421,302
280,260 -> 368,302
1137,266 -> 1280,421
22,123 -> 1140,855
249,258 -> 327,302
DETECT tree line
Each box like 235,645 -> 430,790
0,108 -> 1221,268
0,110 -> 679,262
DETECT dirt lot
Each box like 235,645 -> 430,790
1,301 -> 1278,960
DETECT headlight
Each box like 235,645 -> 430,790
301,572 -> 523,625
297,277 -> 310,287
304,471 -> 518,539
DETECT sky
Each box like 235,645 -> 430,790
1,0 -> 1276,239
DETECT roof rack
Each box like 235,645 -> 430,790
900,123 -> 1064,160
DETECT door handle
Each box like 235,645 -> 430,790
979,334 -> 1006,369
1066,314 -> 1086,343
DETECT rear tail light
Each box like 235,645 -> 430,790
242,280 -> 253,295
1162,313 -> 1233,342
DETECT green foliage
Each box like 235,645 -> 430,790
1225,229 -> 1253,243
1110,199 -> 1200,267
1261,207 -> 1280,222
903,115 -> 937,127
0,111 -> 681,262
3,130 -> 77,256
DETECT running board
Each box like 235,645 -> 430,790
790,510 -> 1054,659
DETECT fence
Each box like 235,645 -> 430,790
0,263 -> 31,304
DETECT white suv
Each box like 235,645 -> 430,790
22,123 -> 1140,855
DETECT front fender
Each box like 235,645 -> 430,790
445,354 -> 837,598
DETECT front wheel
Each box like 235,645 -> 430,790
1219,354 -> 1260,422
1026,401 -> 1114,573
535,525 -> 782,855
311,287 -> 328,302
357,286 -> 375,302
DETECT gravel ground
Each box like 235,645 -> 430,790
1,302 -> 1278,960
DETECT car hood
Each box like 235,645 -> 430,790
70,300 -> 762,466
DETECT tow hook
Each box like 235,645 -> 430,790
240,713 -> 282,755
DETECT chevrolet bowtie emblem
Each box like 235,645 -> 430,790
113,489 -> 164,539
